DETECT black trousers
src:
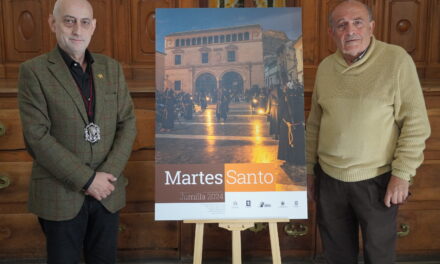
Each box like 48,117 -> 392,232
38,196 -> 119,264
315,164 -> 398,264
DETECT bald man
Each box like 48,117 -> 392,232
18,0 -> 136,263
306,0 -> 430,263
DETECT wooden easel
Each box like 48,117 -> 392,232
184,219 -> 289,264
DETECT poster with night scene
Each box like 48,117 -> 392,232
154,8 -> 306,220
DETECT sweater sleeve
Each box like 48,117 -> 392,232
391,54 -> 431,181
306,82 -> 322,175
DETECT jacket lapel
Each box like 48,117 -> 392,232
91,61 -> 106,125
47,48 -> 88,124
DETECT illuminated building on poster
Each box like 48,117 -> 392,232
162,25 -> 265,101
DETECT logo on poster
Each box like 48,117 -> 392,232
259,202 -> 271,208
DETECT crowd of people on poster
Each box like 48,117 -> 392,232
156,68 -> 305,166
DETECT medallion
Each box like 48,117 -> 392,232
84,123 -> 101,143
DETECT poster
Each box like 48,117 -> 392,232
155,8 -> 306,220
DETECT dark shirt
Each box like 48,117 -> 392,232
58,46 -> 95,122
58,46 -> 96,191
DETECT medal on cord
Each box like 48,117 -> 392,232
81,69 -> 100,144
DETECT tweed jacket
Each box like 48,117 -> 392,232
18,48 -> 137,221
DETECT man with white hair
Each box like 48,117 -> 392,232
306,0 -> 430,263
18,0 -> 136,263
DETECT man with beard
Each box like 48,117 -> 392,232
18,0 -> 136,263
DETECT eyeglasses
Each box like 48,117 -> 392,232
62,16 -> 92,29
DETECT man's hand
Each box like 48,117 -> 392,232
86,172 -> 117,201
384,175 -> 410,207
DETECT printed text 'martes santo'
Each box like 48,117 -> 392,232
164,170 -> 274,185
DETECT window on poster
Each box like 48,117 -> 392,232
174,55 -> 181,65
202,53 -> 209,64
227,50 -> 235,62
174,80 -> 181,91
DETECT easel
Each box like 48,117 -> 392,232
184,219 -> 289,264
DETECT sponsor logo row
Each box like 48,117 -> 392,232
231,200 -> 300,209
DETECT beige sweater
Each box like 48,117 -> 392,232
306,37 -> 431,182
